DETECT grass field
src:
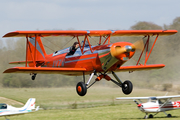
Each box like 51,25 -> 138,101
0,87 -> 180,120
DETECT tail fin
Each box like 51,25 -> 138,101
22,98 -> 36,110
28,37 -> 46,67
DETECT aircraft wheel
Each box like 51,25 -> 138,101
76,82 -> 87,96
31,73 -> 37,80
167,114 -> 172,117
149,114 -> 153,118
31,75 -> 36,80
122,80 -> 133,95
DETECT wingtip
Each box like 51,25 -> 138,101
3,67 -> 19,73
3,31 -> 20,37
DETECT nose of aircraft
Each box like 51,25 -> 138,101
110,39 -> 144,60
137,103 -> 145,111
138,103 -> 142,107
99,39 -> 144,71
110,42 -> 134,61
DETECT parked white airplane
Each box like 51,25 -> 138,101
0,98 -> 39,120
116,95 -> 180,119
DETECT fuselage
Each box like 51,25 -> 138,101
137,101 -> 180,113
40,42 -> 135,75
0,103 -> 33,116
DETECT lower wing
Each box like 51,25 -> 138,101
3,67 -> 86,75
116,64 -> 165,72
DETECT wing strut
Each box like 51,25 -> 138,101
103,35 -> 111,45
136,34 -> 159,65
34,35 -> 37,66
76,35 -> 94,54
26,36 -> 28,67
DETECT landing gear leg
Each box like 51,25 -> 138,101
76,70 -> 96,96
144,113 -> 148,119
5,116 -> 9,120
31,73 -> 37,80
112,72 -> 133,95
164,111 -> 172,117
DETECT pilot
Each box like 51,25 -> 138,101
67,42 -> 79,56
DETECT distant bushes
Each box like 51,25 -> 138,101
2,74 -> 81,88
154,83 -> 173,92
162,83 -> 173,91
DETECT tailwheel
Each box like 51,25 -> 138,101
76,82 -> 87,96
122,80 -> 133,95
31,73 -> 37,80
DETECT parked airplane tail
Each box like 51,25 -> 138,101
22,98 -> 36,110
35,106 -> 40,111
28,36 -> 47,67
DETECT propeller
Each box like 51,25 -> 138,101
131,39 -> 144,51
111,39 -> 144,57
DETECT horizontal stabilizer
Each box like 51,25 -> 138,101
35,106 -> 40,111
9,61 -> 33,64
3,67 -> 86,75
116,64 -> 165,72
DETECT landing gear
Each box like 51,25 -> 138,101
76,82 -> 87,96
143,113 -> 155,119
31,73 -> 37,80
142,112 -> 172,119
122,80 -> 133,95
148,114 -> 153,118
167,114 -> 172,117
144,113 -> 148,119
76,71 -> 133,96
163,111 -> 172,118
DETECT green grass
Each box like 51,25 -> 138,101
1,104 -> 180,120
0,87 -> 177,109
0,87 -> 180,120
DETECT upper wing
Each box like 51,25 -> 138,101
116,95 -> 180,100
3,67 -> 86,75
115,64 -> 165,72
116,97 -> 150,100
3,30 -> 177,37
156,95 -> 180,99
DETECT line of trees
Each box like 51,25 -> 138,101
0,17 -> 180,88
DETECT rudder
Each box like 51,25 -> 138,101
22,98 -> 36,110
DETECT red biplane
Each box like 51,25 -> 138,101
3,30 -> 177,96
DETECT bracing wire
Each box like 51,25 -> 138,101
43,44 -> 55,52
88,36 -> 99,45
41,36 -> 75,52
42,37 -> 62,50
61,37 -> 75,49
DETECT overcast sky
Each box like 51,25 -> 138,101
0,0 -> 180,38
